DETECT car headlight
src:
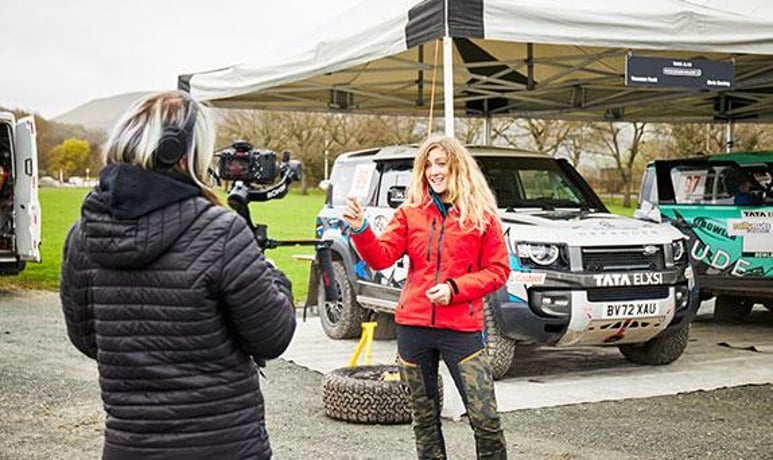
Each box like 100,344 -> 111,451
672,239 -> 686,262
517,243 -> 561,266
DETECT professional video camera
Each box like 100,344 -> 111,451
216,140 -> 300,185
212,141 -> 337,303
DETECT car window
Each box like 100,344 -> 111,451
639,168 -> 658,204
329,158 -> 377,206
376,160 -> 413,207
669,163 -> 770,205
477,157 -> 591,209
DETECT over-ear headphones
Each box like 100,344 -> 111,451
153,95 -> 198,168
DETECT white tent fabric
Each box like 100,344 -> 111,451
183,0 -> 773,122
484,0 -> 773,53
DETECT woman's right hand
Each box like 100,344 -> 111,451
342,196 -> 365,230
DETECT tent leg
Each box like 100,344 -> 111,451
725,120 -> 734,153
484,115 -> 492,145
443,35 -> 455,137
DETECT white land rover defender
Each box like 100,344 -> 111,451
309,145 -> 699,379
0,112 -> 41,275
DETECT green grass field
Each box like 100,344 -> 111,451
0,187 -> 326,302
1,187 -> 635,300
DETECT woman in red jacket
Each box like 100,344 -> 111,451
343,135 -> 510,459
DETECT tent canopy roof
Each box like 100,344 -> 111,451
182,0 -> 773,122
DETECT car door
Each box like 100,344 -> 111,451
13,116 -> 41,262
365,159 -> 413,288
652,158 -> 773,279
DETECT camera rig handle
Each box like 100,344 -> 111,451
225,156 -> 338,303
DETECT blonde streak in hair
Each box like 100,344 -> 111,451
187,104 -> 221,205
474,166 -> 498,231
406,143 -> 431,207
109,117 -> 143,165
137,102 -> 166,169
113,97 -> 161,169
104,102 -> 142,164
193,104 -> 215,182
458,144 -> 494,233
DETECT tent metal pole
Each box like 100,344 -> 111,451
724,97 -> 734,153
483,99 -> 492,145
417,45 -> 424,107
725,120 -> 734,153
443,35 -> 455,137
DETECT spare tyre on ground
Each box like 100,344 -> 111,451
322,364 -> 443,424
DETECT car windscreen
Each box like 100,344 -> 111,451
476,157 -> 596,210
663,160 -> 773,206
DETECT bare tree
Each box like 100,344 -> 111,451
456,118 -> 486,144
587,121 -> 648,207
561,122 -> 589,166
491,118 -> 529,148
491,118 -> 578,156
652,122 -> 773,159
521,119 -> 574,156
216,110 -> 422,192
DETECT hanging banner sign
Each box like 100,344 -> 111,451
625,56 -> 734,90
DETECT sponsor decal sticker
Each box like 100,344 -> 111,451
510,272 -> 547,285
742,210 -> 773,218
593,272 -> 663,287
729,220 -> 772,235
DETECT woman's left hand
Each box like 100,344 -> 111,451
426,283 -> 452,305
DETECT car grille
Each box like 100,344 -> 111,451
581,245 -> 665,272
586,286 -> 670,302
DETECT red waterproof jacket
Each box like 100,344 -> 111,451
351,196 -> 510,332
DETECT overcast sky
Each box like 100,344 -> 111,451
0,0 -> 362,119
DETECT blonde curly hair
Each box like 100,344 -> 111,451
405,135 -> 498,233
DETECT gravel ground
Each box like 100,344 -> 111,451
1,289 -> 772,459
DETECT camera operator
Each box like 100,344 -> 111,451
59,90 -> 296,460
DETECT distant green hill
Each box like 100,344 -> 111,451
53,91 -> 152,132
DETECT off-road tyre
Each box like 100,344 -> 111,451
618,322 -> 690,365
483,295 -> 516,380
369,311 -> 397,340
319,261 -> 368,339
714,295 -> 753,323
322,364 -> 443,424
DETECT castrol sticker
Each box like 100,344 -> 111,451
510,272 -> 547,285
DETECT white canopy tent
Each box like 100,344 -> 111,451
181,0 -> 773,137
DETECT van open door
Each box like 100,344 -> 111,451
13,116 -> 41,263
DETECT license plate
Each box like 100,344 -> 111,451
603,302 -> 658,318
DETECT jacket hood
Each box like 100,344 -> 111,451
75,163 -> 208,269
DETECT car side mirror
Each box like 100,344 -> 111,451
323,181 -> 334,207
634,200 -> 661,223
387,185 -> 407,208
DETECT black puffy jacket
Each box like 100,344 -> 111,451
60,164 -> 296,460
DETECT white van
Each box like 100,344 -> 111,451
0,112 -> 41,275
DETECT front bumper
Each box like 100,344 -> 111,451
697,274 -> 773,299
496,266 -> 699,346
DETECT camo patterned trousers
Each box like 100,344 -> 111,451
397,325 -> 507,459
